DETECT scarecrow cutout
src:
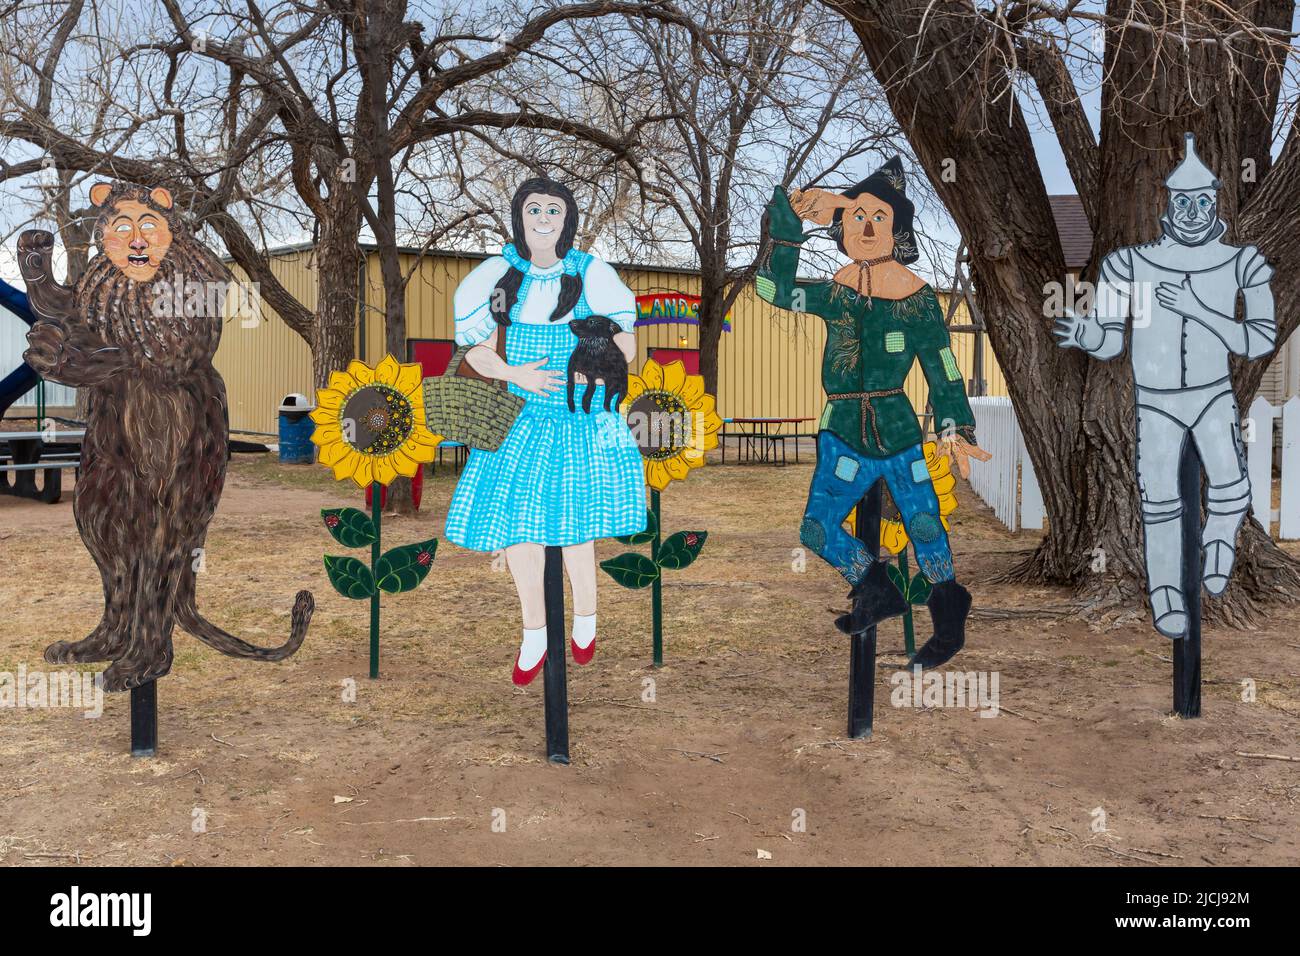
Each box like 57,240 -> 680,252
435,177 -> 646,689
1055,133 -> 1276,639
18,182 -> 312,693
758,157 -> 989,669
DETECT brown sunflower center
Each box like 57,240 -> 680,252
629,391 -> 692,461
342,384 -> 414,455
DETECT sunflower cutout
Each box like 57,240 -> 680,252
603,357 -> 719,667
846,440 -> 958,553
308,355 -> 442,679
310,356 -> 441,488
622,358 -> 723,491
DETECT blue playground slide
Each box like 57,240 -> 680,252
0,278 -> 39,420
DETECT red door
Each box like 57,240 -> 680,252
649,348 -> 700,374
409,339 -> 455,376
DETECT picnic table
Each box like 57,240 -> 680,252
0,429 -> 85,504
721,417 -> 814,466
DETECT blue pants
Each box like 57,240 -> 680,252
800,431 -> 955,586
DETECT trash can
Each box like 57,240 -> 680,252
278,393 -> 316,464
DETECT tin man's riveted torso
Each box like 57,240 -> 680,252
1055,133 -> 1277,638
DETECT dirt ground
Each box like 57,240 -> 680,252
1,451 -> 1298,867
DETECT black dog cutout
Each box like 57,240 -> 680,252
567,315 -> 628,413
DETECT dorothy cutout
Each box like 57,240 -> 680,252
1054,133 -> 1277,637
446,177 -> 646,684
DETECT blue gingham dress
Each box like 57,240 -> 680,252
444,247 -> 646,550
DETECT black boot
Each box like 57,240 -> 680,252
834,560 -> 908,636
909,580 -> 972,669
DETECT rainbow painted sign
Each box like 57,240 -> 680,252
634,293 -> 732,332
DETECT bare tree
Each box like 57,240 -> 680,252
826,0 -> 1300,620
604,0 -> 906,393
2,0 -> 716,394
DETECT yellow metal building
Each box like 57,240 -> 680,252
215,244 -> 1007,436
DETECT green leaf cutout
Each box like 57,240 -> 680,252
656,530 -> 708,571
616,508 -> 659,546
324,555 -> 376,599
600,553 -> 661,589
886,562 -> 908,598
321,508 -> 377,548
908,572 -> 932,606
375,538 -> 438,594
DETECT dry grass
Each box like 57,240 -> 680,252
0,453 -> 1297,866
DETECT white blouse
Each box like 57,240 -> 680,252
453,253 -> 637,347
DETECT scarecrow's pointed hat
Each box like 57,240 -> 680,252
1165,133 -> 1220,192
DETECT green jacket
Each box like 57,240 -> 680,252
756,187 -> 977,459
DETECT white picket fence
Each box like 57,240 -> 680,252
965,397 -> 1043,532
1247,395 -> 1300,539
965,394 -> 1300,540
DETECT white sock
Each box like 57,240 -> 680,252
572,613 -> 596,650
519,626 -> 547,670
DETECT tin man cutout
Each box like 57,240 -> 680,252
1054,133 -> 1277,637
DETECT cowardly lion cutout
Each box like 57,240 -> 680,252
19,182 -> 312,691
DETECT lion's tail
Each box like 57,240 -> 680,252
177,589 -> 313,661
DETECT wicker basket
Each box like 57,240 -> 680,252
423,346 -> 524,452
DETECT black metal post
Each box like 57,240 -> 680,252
1173,441 -> 1202,718
542,546 -> 570,764
848,482 -> 883,739
130,680 -> 157,757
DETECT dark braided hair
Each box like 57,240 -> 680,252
490,177 -> 583,326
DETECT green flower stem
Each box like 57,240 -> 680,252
370,481 -> 381,679
898,549 -> 915,658
651,488 -> 663,667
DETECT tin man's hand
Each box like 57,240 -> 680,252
1052,311 -> 1103,352
1155,276 -> 1208,320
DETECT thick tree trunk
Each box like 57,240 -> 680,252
832,0 -> 1299,623
697,272 -> 728,399
312,194 -> 364,389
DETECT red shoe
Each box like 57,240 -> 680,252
512,649 -> 546,686
571,635 -> 596,666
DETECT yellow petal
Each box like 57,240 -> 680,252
680,444 -> 706,465
625,377 -> 647,401
318,440 -> 350,467
661,361 -> 686,394
328,370 -> 359,393
346,360 -> 376,386
373,455 -> 399,486
663,454 -> 691,481
315,387 -> 345,411
375,355 -> 401,386
350,456 -> 374,489
645,459 -> 670,491
311,423 -> 341,446
408,425 -> 441,449
395,362 -> 423,396
880,519 -> 908,555
310,405 -> 341,427
391,451 -> 423,479
330,449 -> 361,482
639,359 -> 664,391
678,374 -> 706,407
